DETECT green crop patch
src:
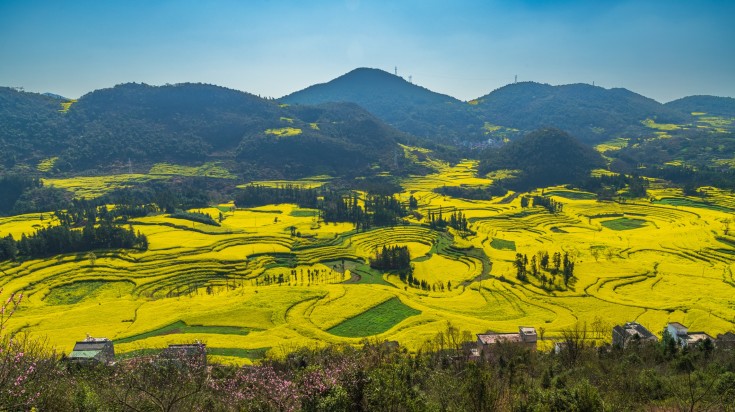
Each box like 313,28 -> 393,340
208,347 -> 269,359
327,297 -> 420,337
654,197 -> 733,212
115,320 -> 250,344
45,280 -> 134,305
545,190 -> 596,200
601,217 -> 647,231
490,238 -> 516,251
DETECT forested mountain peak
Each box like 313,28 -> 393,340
281,68 -> 486,143
283,67 -> 461,105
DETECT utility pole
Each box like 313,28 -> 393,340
514,75 -> 517,84
408,75 -> 412,83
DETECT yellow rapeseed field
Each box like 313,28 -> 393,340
2,161 -> 734,364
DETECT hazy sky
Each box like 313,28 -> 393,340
1,0 -> 733,102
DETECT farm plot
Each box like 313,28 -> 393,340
327,297 -> 421,338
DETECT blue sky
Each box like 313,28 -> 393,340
1,0 -> 733,102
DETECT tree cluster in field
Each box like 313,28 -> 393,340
369,245 -> 411,273
234,184 -> 319,209
0,204 -> 147,262
254,267 -> 339,287
235,185 -> 408,231
3,319 -> 735,411
515,250 -> 575,288
0,174 -> 73,216
578,173 -> 649,199
521,195 -> 563,213
169,210 -> 220,226
426,208 -> 469,233
434,183 -> 507,201
0,222 -> 146,262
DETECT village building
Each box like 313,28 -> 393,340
665,322 -> 714,347
612,322 -> 658,348
68,336 -> 115,364
476,326 -> 537,357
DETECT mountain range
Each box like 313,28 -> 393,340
1,67 -> 733,179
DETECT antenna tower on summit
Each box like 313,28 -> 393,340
409,75 -> 412,83
514,75 -> 517,84
394,66 -> 398,76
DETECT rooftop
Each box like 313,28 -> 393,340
477,333 -> 522,345
668,322 -> 688,332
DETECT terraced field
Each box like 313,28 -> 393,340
2,163 -> 734,364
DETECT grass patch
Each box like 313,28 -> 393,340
169,210 -> 221,226
545,190 -> 596,200
490,238 -> 516,251
327,297 -> 420,337
208,347 -> 269,359
115,321 -> 250,344
45,281 -> 132,305
350,263 -> 392,286
654,197 -> 733,212
601,217 -> 647,231
290,209 -> 319,217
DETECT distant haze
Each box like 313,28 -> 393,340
1,0 -> 733,103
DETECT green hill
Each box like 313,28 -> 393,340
472,82 -> 688,144
479,128 -> 605,190
665,95 -> 735,117
281,67 -> 486,144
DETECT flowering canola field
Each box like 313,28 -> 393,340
2,161 -> 734,364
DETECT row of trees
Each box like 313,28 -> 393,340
434,183 -> 507,201
426,208 -> 470,232
579,172 -> 649,199
522,195 -> 564,213
234,184 -> 319,208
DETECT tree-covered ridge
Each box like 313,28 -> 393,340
472,81 -> 689,144
0,83 -> 413,179
478,128 -> 605,190
665,95 -> 735,117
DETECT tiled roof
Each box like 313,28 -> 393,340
69,350 -> 101,359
